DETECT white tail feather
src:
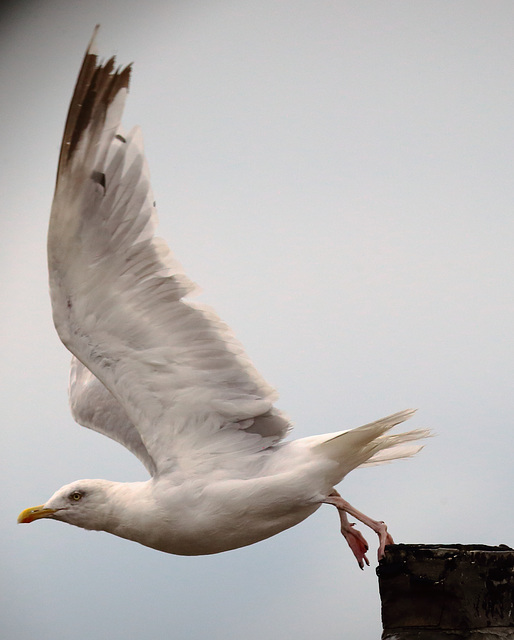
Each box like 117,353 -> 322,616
313,409 -> 430,481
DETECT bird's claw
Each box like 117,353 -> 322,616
376,522 -> 394,560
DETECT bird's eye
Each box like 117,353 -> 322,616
70,491 -> 83,501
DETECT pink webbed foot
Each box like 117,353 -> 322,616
323,490 -> 394,567
340,514 -> 370,570
376,524 -> 394,560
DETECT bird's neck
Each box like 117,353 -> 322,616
96,480 -> 154,538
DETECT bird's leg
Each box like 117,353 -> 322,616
322,489 -> 394,568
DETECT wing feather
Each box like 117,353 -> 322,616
49,31 -> 290,476
69,357 -> 157,476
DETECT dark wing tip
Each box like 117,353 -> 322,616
87,24 -> 101,55
56,30 -> 132,180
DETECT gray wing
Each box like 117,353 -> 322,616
48,30 -> 291,476
69,356 -> 157,476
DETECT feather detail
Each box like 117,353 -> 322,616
313,409 -> 429,480
49,29 -> 290,477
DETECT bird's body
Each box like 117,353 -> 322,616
18,28 -> 429,568
68,470 -> 322,556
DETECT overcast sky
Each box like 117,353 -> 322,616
1,2 -> 514,639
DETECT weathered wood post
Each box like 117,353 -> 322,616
377,544 -> 514,639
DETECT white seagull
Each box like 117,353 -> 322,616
18,29 -> 429,569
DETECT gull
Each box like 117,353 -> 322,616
18,29 -> 429,569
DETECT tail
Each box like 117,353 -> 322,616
313,409 -> 430,481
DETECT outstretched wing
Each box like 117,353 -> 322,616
49,29 -> 290,476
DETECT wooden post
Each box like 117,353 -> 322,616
377,544 -> 514,639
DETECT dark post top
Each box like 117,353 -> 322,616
377,544 -> 514,640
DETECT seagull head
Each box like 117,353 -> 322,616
18,479 -> 116,531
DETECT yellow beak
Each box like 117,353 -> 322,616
17,504 -> 56,524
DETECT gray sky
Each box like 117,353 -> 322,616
1,2 -> 513,639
